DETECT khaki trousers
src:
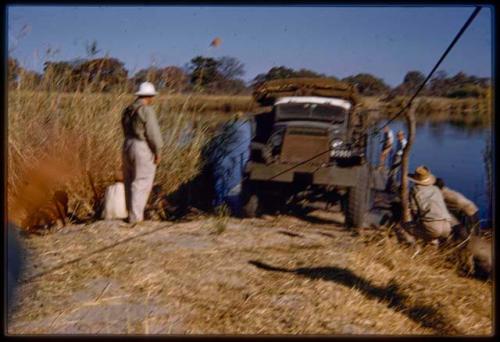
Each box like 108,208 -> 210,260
414,220 -> 452,242
122,139 -> 156,223
379,145 -> 392,169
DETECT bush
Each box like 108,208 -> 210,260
446,84 -> 484,99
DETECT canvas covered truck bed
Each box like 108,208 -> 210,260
253,78 -> 360,106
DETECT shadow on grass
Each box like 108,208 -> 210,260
315,231 -> 339,239
292,210 -> 346,226
277,230 -> 304,238
282,203 -> 346,226
248,260 -> 460,335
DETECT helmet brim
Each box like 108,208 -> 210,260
135,91 -> 158,96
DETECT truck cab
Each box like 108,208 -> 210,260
242,78 -> 376,228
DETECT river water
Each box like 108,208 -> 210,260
377,120 -> 493,227
204,114 -> 493,227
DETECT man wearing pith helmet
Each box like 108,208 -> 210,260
121,82 -> 164,224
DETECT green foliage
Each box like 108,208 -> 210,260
252,66 -> 333,86
42,58 -> 128,92
187,55 -> 248,94
391,70 -> 426,96
446,84 -> 485,99
397,70 -> 490,98
217,56 -> 245,80
189,56 -> 222,91
10,47 -> 491,99
73,58 -> 128,92
132,66 -> 189,93
341,73 -> 390,96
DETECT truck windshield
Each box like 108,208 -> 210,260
276,103 -> 347,123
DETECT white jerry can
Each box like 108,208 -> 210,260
102,182 -> 128,220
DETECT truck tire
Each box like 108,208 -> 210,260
242,194 -> 260,217
262,145 -> 273,164
241,180 -> 260,217
345,165 -> 372,228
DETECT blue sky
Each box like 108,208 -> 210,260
7,5 -> 493,86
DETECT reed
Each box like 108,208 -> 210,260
7,89 -> 236,226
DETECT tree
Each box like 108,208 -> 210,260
162,66 -> 189,93
252,66 -> 336,86
214,56 -> 247,94
252,66 -> 297,85
132,67 -> 163,89
219,78 -> 249,95
403,71 -> 425,88
252,66 -> 336,88
449,72 -> 469,87
392,70 -> 426,96
425,71 -> 491,98
294,68 -> 326,78
186,55 -> 248,93
132,66 -> 189,93
428,70 -> 448,97
446,84 -> 484,98
72,57 -> 128,92
188,56 -> 222,91
217,56 -> 245,80
341,73 -> 391,96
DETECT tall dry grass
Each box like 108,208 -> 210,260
7,89 -> 254,226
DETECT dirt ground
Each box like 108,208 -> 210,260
7,209 -> 493,335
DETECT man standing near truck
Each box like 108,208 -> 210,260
386,130 -> 407,192
378,126 -> 394,169
122,82 -> 164,224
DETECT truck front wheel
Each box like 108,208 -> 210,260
241,180 -> 260,218
242,194 -> 260,218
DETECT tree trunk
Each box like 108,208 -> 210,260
401,100 -> 418,223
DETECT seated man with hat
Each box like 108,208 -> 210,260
407,165 -> 453,245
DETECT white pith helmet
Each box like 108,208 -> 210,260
135,82 -> 158,96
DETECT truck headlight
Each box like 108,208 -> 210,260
270,132 -> 283,147
331,139 -> 343,149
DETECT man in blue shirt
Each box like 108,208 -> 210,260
210,115 -> 252,216
378,126 -> 394,169
387,130 -> 407,192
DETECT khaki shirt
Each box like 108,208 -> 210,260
441,186 -> 478,216
410,184 -> 452,222
122,100 -> 164,155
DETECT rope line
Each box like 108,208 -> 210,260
267,5 -> 482,181
204,6 -> 482,184
374,6 -> 482,135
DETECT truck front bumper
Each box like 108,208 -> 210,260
246,162 -> 365,187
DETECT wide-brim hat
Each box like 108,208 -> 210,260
135,82 -> 158,96
408,165 -> 436,186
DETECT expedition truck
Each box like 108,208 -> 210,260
241,78 -> 378,228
